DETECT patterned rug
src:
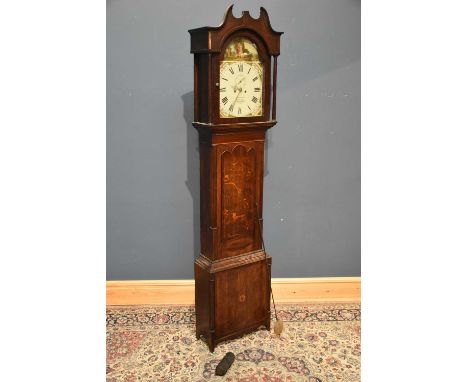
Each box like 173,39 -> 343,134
106,303 -> 360,381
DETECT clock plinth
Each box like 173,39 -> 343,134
195,253 -> 272,352
189,5 -> 282,352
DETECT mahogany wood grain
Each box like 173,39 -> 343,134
189,5 -> 283,352
272,55 -> 278,120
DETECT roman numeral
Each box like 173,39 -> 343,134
238,63 -> 243,72
252,76 -> 258,82
248,105 -> 251,110
220,87 -> 226,92
248,66 -> 252,74
252,96 -> 258,103
229,67 -> 234,75
222,77 -> 228,81
222,97 -> 228,105
229,104 -> 234,112
238,107 -> 242,114
254,87 -> 261,92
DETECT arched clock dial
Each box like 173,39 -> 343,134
219,37 -> 263,118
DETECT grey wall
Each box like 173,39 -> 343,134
107,0 -> 360,280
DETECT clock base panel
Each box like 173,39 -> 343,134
195,253 -> 271,352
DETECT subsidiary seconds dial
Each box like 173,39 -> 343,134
219,61 -> 263,118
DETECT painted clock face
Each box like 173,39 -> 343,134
219,37 -> 263,118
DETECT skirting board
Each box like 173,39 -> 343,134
106,277 -> 360,306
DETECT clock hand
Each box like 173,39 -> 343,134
232,77 -> 246,92
232,77 -> 247,106
232,87 -> 243,106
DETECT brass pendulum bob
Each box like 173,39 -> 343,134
274,318 -> 284,336
270,275 -> 283,336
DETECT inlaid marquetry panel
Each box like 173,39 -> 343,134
219,144 -> 259,258
214,260 -> 269,338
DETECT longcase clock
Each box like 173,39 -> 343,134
189,5 -> 282,352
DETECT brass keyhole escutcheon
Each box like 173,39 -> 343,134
239,294 -> 246,303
